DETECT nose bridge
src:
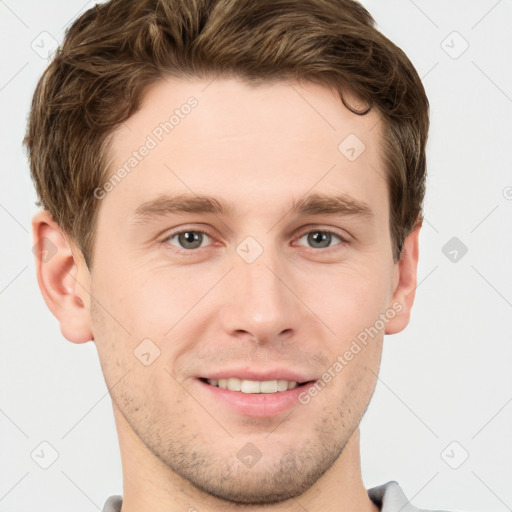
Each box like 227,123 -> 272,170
223,237 -> 300,341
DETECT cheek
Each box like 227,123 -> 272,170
91,238 -> 394,361
306,262 -> 393,341
105,262 -> 390,337
90,263 -> 222,381
91,258 -> 187,338
90,293 -> 173,411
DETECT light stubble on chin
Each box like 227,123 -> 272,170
90,284 -> 382,505
111,369 -> 377,506
121,403 -> 349,504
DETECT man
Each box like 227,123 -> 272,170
25,0 -> 442,510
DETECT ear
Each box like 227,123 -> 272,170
32,210 -> 93,343
385,221 -> 421,335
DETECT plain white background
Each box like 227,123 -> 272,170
1,1 -> 511,511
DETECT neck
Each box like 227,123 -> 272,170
114,404 -> 378,512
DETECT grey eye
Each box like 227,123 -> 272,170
166,230 -> 210,250
298,230 -> 342,249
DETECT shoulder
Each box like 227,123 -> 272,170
367,481 -> 454,512
104,484 -> 459,512
101,495 -> 122,512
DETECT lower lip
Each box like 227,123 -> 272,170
197,379 -> 315,417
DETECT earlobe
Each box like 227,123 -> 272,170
32,210 -> 93,344
385,221 -> 422,335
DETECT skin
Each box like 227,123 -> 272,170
33,77 -> 420,512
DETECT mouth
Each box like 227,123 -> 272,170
196,370 -> 317,417
199,377 -> 312,394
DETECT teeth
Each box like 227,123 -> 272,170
241,379 -> 261,393
277,380 -> 288,391
259,380 -> 277,393
227,377 -> 241,391
207,378 -> 301,393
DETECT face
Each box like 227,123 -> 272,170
86,77 -> 401,503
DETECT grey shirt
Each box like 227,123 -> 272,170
102,480 -> 451,511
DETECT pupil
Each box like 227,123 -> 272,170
309,231 -> 330,248
181,231 -> 201,249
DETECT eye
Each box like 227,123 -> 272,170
163,229 -> 212,251
295,228 -> 346,251
161,226 -> 348,254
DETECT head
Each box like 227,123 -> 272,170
27,0 -> 428,506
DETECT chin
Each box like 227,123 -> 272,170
162,435 -> 346,506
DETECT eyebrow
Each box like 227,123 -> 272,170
132,192 -> 374,223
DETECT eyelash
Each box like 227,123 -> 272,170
161,226 -> 348,255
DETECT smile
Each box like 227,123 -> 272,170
203,378 -> 308,393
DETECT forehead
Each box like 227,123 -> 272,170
101,76 -> 387,225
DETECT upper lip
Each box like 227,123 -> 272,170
199,368 -> 315,383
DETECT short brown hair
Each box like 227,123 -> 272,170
25,0 -> 429,267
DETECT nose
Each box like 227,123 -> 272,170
219,243 -> 304,346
